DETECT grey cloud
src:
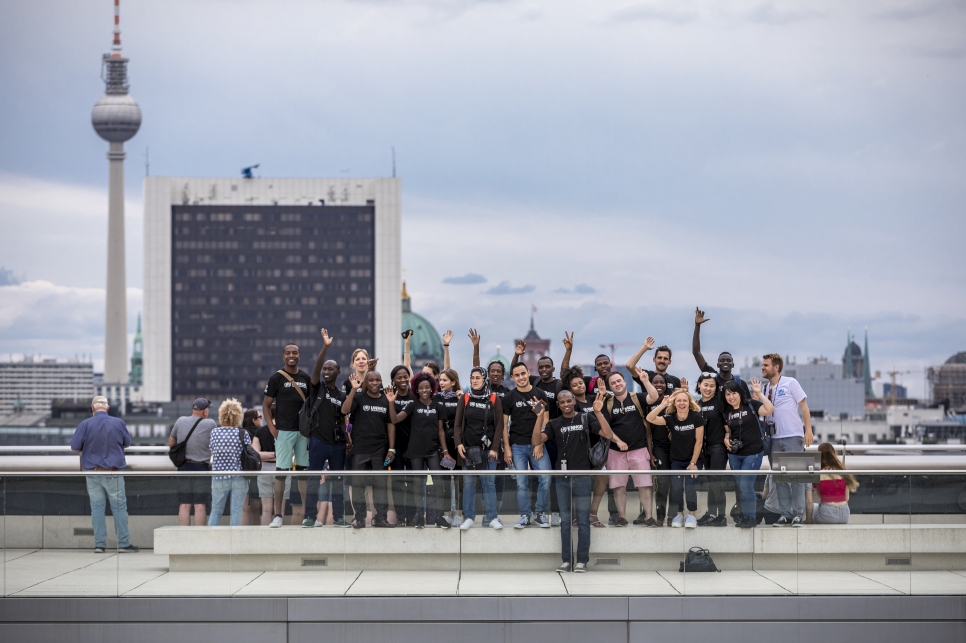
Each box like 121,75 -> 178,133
554,283 -> 596,294
875,0 -> 961,22
442,273 -> 487,285
734,2 -> 824,25
610,3 -> 699,24
0,267 -> 23,286
486,281 -> 535,295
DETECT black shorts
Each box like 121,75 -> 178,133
177,461 -> 211,505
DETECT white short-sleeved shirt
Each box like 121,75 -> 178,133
763,376 -> 807,439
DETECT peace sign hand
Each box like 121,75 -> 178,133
562,331 -> 574,352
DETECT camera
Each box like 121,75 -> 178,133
560,459 -> 568,471
401,329 -> 413,339
729,438 -> 744,454
764,420 -> 776,437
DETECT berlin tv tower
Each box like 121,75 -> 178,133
91,0 -> 141,383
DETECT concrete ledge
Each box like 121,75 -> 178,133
154,522 -> 966,572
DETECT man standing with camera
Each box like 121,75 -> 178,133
761,353 -> 813,527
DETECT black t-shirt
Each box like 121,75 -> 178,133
461,395 -> 499,449
543,413 -> 600,471
434,392 -> 460,432
634,370 -> 681,394
264,369 -> 312,431
406,400 -> 444,459
704,366 -> 752,399
349,393 -> 391,455
698,394 -> 726,449
604,393 -> 649,452
646,400 -> 670,448
312,384 -> 345,444
666,411 -> 706,463
254,424 -> 276,454
503,387 -> 549,446
392,390 -> 416,456
531,376 -> 563,419
725,400 -> 765,457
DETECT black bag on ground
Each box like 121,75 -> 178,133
168,417 -> 203,467
238,428 -> 262,471
679,547 -> 720,573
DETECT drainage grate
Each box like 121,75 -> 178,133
886,557 -> 911,566
594,557 -> 620,566
73,528 -> 95,536
301,557 -> 328,567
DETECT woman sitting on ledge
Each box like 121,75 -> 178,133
805,443 -> 859,525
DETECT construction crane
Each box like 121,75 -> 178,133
599,342 -> 639,365
885,369 -> 921,407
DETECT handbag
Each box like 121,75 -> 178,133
168,417 -> 203,467
679,547 -> 720,573
581,413 -> 610,469
238,428 -> 262,471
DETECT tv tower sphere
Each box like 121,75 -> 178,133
92,93 -> 141,143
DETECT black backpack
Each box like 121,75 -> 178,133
168,417 -> 203,467
238,428 -> 262,471
679,547 -> 720,573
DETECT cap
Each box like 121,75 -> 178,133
91,396 -> 110,407
192,398 -> 211,410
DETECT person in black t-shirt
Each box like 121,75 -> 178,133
340,371 -> 396,528
303,329 -> 350,528
644,373 -> 674,525
692,307 -> 752,398
386,365 -> 417,526
434,368 -> 462,526
563,366 -> 609,528
536,388 -> 619,573
626,336 -> 682,393
505,362 -> 551,528
262,343 -> 313,528
694,373 -> 728,527
722,378 -> 774,528
560,332 -> 614,394
602,371 -> 654,527
390,373 -> 448,528
647,389 -> 705,529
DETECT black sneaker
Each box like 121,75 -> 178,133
118,544 -> 139,553
372,518 -> 395,528
709,515 -> 728,527
414,515 -> 425,529
94,546 -> 105,554
435,516 -> 451,529
774,516 -> 791,527
739,517 -> 756,529
695,513 -> 715,526
632,512 -> 648,525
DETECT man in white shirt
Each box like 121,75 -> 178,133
761,353 -> 812,527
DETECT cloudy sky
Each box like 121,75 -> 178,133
1,0 -> 964,396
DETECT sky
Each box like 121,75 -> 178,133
1,0 -> 964,397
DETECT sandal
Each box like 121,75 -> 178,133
590,514 -> 606,528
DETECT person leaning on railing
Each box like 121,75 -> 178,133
805,443 -> 859,525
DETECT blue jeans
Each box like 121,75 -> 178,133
771,436 -> 806,519
306,438 -> 346,521
511,443 -> 551,515
728,451 -> 764,520
555,476 -> 592,565
670,460 -> 703,512
462,460 -> 498,522
85,475 -> 130,548
209,477 -> 249,526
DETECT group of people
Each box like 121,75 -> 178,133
71,307 -> 857,570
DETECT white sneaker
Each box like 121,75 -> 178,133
684,514 -> 697,529
314,520 -> 324,528
269,515 -> 283,528
671,514 -> 684,528
459,518 -> 474,531
551,512 -> 561,526
489,517 -> 504,530
514,515 -> 530,529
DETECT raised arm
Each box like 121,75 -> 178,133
469,329 -> 481,368
635,367 -> 659,404
442,330 -> 453,370
559,331 -> 574,377
592,388 -> 626,450
692,307 -> 711,372
340,373 -> 362,415
311,328 -> 333,386
402,332 -> 414,379
510,340 -> 525,370
625,336 -> 655,372
645,396 -> 671,426
751,378 -> 775,415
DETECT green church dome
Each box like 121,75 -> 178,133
485,346 -> 511,375
401,282 -> 445,367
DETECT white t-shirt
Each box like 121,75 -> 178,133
763,376 -> 806,439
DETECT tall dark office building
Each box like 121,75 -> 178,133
143,178 -> 401,404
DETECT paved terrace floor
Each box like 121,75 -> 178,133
3,549 -> 966,597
